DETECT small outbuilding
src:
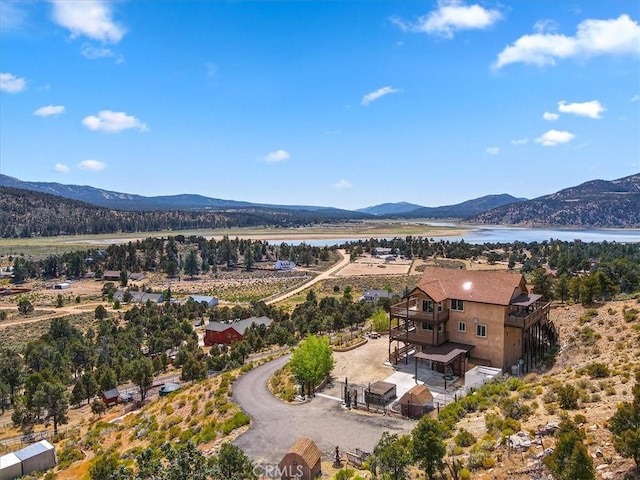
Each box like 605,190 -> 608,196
102,270 -> 123,281
365,381 -> 397,407
159,383 -> 181,397
0,452 -> 22,480
101,388 -> 120,407
53,282 -> 71,290
398,384 -> 434,418
14,440 -> 56,477
279,437 -> 322,480
188,295 -> 219,307
274,260 -> 296,271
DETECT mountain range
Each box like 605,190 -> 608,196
1,173 -> 639,230
468,173 -> 640,228
0,174 -> 521,218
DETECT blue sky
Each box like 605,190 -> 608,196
1,1 -> 639,210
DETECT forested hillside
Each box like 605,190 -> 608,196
0,187 -> 360,238
469,173 -> 640,227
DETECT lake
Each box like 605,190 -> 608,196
273,223 -> 640,246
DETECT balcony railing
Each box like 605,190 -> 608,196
506,303 -> 550,329
390,298 -> 449,323
389,326 -> 448,346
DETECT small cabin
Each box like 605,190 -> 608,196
398,384 -> 434,418
278,437 -> 321,480
101,388 -> 120,407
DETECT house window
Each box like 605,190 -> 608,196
437,302 -> 443,312
476,324 -> 487,338
422,322 -> 434,331
451,299 -> 464,311
438,323 -> 444,333
458,321 -> 466,332
422,300 -> 434,313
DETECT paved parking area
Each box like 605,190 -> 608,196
232,355 -> 416,464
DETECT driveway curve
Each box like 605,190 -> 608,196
232,355 -> 415,464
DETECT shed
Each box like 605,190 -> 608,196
365,381 -> 397,407
188,295 -> 219,307
128,272 -> 146,281
14,440 -> 56,477
159,383 -> 181,397
274,260 -> 296,271
278,437 -> 321,480
53,282 -> 71,290
102,388 -> 120,407
102,270 -> 123,281
0,453 -> 22,480
398,384 -> 434,418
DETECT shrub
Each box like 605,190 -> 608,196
221,411 -> 250,434
586,362 -> 610,378
57,445 -> 85,468
455,429 -> 477,448
335,467 -> 355,480
556,384 -> 579,410
499,396 -> 532,420
623,308 -> 639,323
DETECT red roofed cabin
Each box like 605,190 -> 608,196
204,316 -> 272,346
389,268 -> 557,374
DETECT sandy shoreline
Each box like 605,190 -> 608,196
75,227 -> 471,245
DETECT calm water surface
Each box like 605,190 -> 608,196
274,224 -> 640,246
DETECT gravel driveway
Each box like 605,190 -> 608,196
232,355 -> 416,465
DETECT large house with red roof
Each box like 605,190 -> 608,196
389,268 -> 557,375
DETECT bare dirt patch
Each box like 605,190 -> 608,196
325,336 -> 395,397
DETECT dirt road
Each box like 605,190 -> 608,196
265,249 -> 350,304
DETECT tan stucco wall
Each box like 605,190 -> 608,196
503,326 -> 523,370
446,301 -> 507,369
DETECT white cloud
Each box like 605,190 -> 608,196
511,138 -> 529,145
494,14 -> 640,68
535,129 -> 575,146
0,1 -> 28,31
332,179 -> 353,190
0,72 -> 26,93
50,0 -> 125,43
261,150 -> 290,163
81,44 -> 123,63
533,19 -> 558,33
485,146 -> 500,155
361,86 -> 399,106
543,111 -> 560,121
33,105 -> 65,117
631,94 -> 640,102
78,159 -> 106,171
82,110 -> 148,133
54,163 -> 70,173
558,100 -> 605,119
391,0 -> 502,38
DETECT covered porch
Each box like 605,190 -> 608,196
413,342 -> 474,390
